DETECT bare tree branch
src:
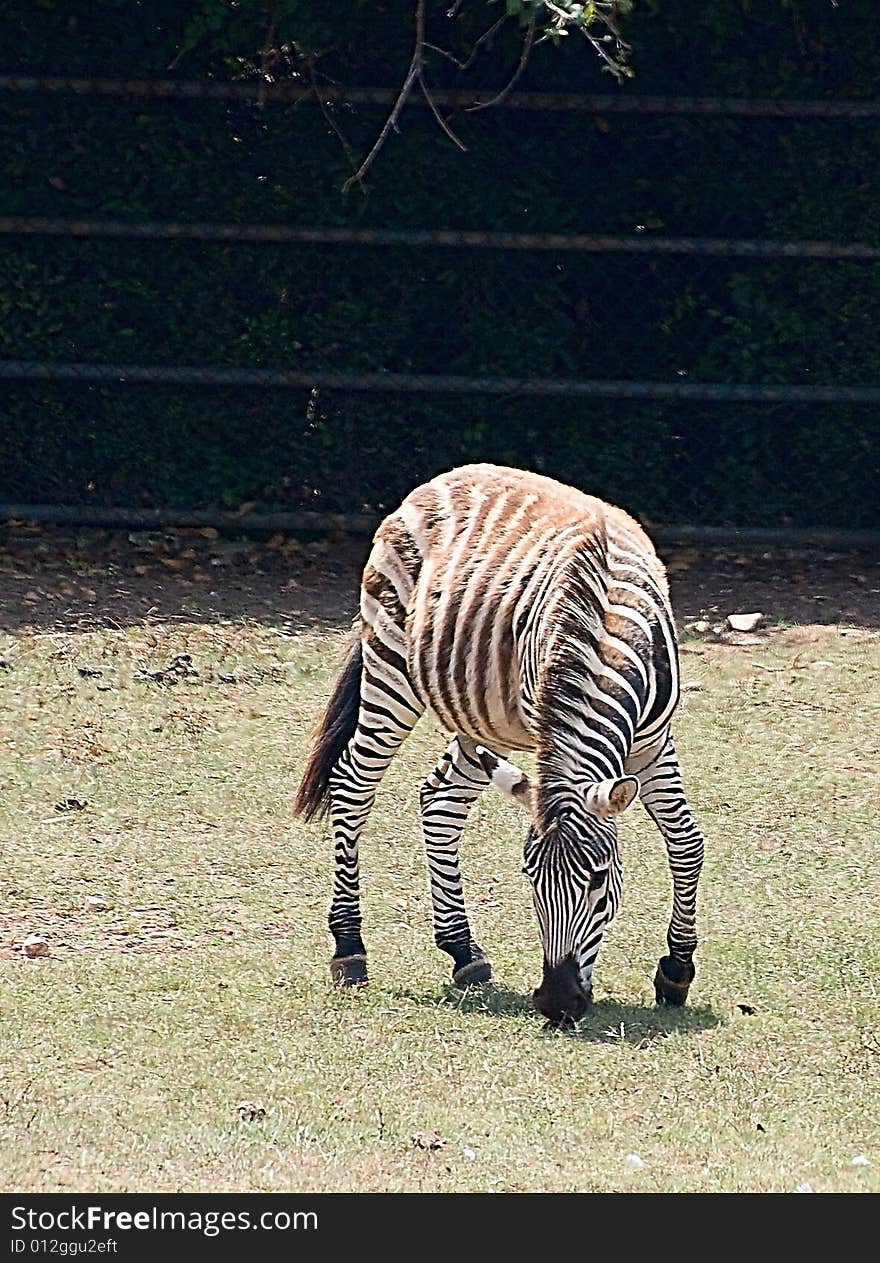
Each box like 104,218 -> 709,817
424,15 -> 508,73
456,14 -> 508,72
422,41 -> 471,69
337,0 -> 631,190
418,71 -> 467,151
342,0 -> 427,192
308,60 -> 362,191
466,17 -> 536,113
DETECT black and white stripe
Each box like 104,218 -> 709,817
295,464 -> 705,1020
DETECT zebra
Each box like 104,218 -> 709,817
294,463 -> 705,1025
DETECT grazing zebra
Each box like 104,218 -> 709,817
294,464 -> 704,1024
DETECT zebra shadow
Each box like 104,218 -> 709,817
395,983 -> 720,1044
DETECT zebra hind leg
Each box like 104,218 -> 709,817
327,641 -> 424,987
420,736 -> 493,987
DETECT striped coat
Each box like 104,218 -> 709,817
296,464 -> 704,1024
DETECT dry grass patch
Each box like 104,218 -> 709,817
1,597 -> 878,1192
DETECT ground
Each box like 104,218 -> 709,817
1,522 -> 878,1192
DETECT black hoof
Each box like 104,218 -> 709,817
330,954 -> 368,987
654,955 -> 695,1007
452,958 -> 492,987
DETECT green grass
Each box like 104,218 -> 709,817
1,613 -> 878,1192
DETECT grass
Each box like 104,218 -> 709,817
1,603 -> 878,1192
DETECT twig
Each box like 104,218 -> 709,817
426,15 -> 507,74
257,17 -> 276,111
424,16 -> 508,73
418,72 -> 467,151
467,18 -> 536,113
542,1 -> 631,80
455,15 -> 508,72
423,42 -> 471,69
342,0 -> 427,193
583,28 -> 630,78
308,60 -> 362,188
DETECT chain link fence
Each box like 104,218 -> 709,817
1,75 -> 878,542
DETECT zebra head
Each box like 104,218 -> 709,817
476,746 -> 638,1025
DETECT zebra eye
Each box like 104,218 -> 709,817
588,869 -> 605,893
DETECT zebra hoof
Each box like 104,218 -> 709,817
654,956 -> 695,1006
452,958 -> 492,988
330,954 -> 368,987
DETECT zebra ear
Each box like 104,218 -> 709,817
475,747 -> 535,815
584,776 -> 640,820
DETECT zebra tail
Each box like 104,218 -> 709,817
293,627 -> 363,822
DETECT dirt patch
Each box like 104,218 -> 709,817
1,905 -> 321,961
0,521 -> 366,634
666,546 -> 880,630
1,522 -> 878,635
1,904 -> 195,959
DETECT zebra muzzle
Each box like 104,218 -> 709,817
532,956 -> 592,1026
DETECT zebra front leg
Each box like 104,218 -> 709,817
630,734 -> 705,1006
420,736 -> 493,987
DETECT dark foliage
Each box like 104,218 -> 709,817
0,1 -> 877,527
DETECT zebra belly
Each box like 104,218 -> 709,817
409,632 -> 537,752
439,692 -> 537,754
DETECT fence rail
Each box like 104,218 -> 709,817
3,218 -> 879,259
1,73 -> 879,116
2,361 -> 878,404
3,71 -> 877,542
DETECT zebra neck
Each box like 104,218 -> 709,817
534,633 -> 633,783
535,707 -> 629,831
